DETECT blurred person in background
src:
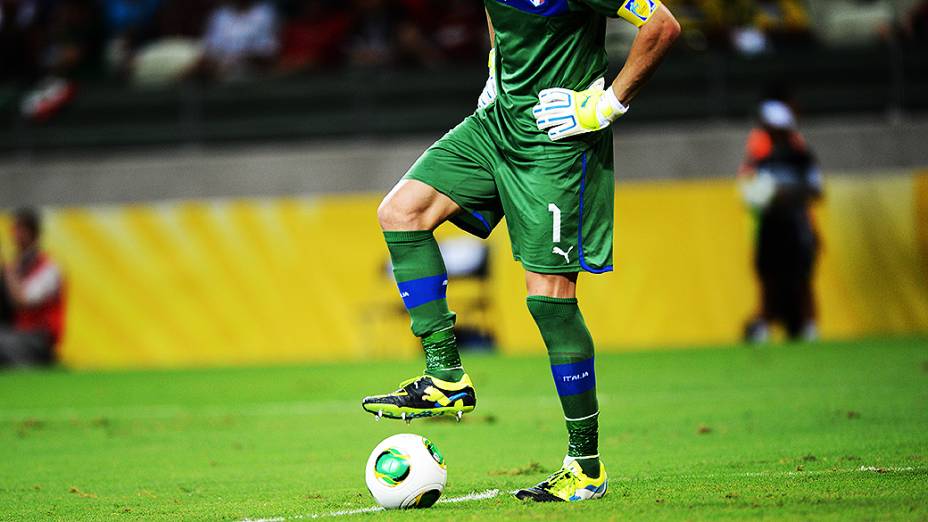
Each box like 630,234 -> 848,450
893,0 -> 928,44
276,0 -> 353,73
725,0 -> 814,54
667,0 -> 726,51
739,96 -> 822,344
124,0 -> 216,86
752,0 -> 814,48
101,0 -> 162,76
127,0 -> 213,85
405,0 -> 486,64
822,0 -> 894,46
18,0 -> 103,120
0,208 -> 65,368
661,0 -> 813,54
197,0 -> 279,81
345,0 -> 440,69
156,0 -> 215,39
0,0 -> 46,85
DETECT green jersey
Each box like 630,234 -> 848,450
484,0 -> 660,156
401,0 -> 660,273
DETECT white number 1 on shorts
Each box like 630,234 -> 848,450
548,203 -> 562,243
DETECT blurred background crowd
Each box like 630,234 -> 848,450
0,0 -> 923,152
0,0 -> 489,102
4,0 -> 928,83
1,0 -> 927,119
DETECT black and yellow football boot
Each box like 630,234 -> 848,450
361,374 -> 476,422
515,459 -> 608,502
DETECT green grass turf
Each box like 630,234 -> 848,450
0,337 -> 926,521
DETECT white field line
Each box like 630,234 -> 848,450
241,489 -> 500,522
241,466 -> 926,521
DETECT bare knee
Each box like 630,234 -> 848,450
525,271 -> 578,298
377,180 -> 460,231
377,197 -> 427,230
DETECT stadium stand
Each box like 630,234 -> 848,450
1,46 -> 926,152
1,0 -> 926,152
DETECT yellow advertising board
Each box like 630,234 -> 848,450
1,173 -> 926,369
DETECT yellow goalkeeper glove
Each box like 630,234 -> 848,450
533,79 -> 628,141
477,48 -> 497,110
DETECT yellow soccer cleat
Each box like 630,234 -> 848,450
515,458 -> 608,502
361,373 -> 476,423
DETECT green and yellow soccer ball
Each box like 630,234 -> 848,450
365,434 -> 447,509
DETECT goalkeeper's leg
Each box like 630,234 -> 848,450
361,180 -> 476,421
516,271 -> 607,502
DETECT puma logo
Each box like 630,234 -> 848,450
552,246 -> 574,264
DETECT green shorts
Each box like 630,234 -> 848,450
404,111 -> 614,274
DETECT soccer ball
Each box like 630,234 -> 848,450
365,434 -> 447,509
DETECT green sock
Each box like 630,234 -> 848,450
527,296 -> 600,478
384,230 -> 464,382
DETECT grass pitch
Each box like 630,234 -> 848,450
1,337 -> 926,521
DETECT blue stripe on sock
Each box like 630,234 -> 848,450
397,273 -> 448,309
550,358 -> 596,396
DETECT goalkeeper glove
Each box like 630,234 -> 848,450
533,78 -> 628,141
477,48 -> 497,110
